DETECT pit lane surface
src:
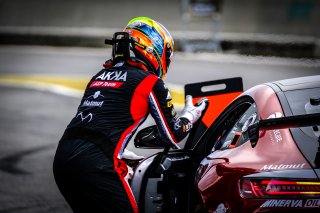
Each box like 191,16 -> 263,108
0,45 -> 319,212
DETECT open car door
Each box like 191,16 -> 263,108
184,77 -> 243,149
130,78 -> 243,213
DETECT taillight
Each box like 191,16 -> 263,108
239,178 -> 320,199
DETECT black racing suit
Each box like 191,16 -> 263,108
53,61 -> 191,213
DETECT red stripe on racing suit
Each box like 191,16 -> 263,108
113,74 -> 158,213
65,63 -> 192,212
148,79 -> 192,147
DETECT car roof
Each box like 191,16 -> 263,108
266,75 -> 320,169
270,75 -> 320,92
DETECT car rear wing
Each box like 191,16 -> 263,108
248,113 -> 320,147
248,113 -> 320,165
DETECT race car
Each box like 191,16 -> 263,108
130,75 -> 320,213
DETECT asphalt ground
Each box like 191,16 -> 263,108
0,86 -> 74,213
0,45 -> 319,212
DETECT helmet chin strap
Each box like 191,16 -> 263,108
103,57 -> 150,72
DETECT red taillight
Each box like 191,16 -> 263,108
240,178 -> 320,198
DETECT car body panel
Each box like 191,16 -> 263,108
131,155 -> 157,205
196,82 -> 319,212
132,76 -> 320,213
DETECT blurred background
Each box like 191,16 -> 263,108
1,0 -> 320,57
0,0 -> 319,212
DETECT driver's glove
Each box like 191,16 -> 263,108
180,95 -> 206,124
122,149 -> 144,161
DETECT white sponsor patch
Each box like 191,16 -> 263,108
76,112 -> 93,122
261,199 -> 303,208
82,91 -> 104,107
260,163 -> 305,170
82,100 -> 104,107
96,71 -> 127,81
114,62 -> 124,67
269,129 -> 283,143
304,199 -> 320,208
166,91 -> 172,100
88,91 -> 104,99
267,112 -> 283,119
260,199 -> 320,208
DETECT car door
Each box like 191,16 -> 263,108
193,79 -> 320,213
193,96 -> 259,211
131,78 -> 243,213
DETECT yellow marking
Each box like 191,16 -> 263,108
301,192 -> 320,194
0,75 -> 185,106
0,75 -> 89,90
296,182 -> 320,185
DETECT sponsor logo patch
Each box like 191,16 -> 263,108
171,108 -> 177,117
89,81 -> 123,88
82,91 -> 104,107
173,116 -> 181,130
260,163 -> 305,171
88,91 -> 104,99
76,112 -> 93,122
166,91 -> 172,100
183,123 -> 192,132
260,199 -> 320,208
266,112 -> 284,144
96,70 -> 127,81
267,112 -> 283,119
114,62 -> 124,67
269,129 -> 283,143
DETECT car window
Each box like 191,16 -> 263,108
214,103 -> 258,151
191,96 -> 255,164
283,88 -> 320,167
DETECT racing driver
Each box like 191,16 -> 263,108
53,16 -> 206,213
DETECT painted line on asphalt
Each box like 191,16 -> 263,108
0,75 -> 185,108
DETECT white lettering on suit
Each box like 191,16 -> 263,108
96,71 -> 127,81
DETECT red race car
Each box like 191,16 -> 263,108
130,75 -> 320,213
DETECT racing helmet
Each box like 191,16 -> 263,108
124,17 -> 174,79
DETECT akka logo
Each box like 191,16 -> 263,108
96,70 -> 127,81
76,112 -> 93,122
90,71 -> 127,88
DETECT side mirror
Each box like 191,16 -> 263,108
134,125 -> 171,149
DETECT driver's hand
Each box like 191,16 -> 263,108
122,149 -> 144,160
181,95 -> 206,124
